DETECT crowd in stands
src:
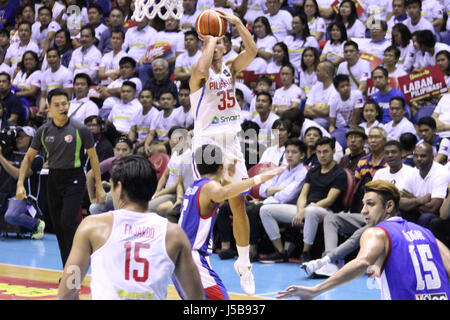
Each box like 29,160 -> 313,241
0,0 -> 450,278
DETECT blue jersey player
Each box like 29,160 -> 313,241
277,180 -> 450,300
173,144 -> 283,299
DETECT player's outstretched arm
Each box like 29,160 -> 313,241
214,9 -> 257,74
167,222 -> 205,300
277,227 -> 387,300
58,217 -> 94,300
203,167 -> 284,204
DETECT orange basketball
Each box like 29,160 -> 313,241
195,9 -> 228,37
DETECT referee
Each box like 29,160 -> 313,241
17,88 -> 106,267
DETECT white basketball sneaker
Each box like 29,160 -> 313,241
234,260 -> 255,296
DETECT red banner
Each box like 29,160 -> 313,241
359,53 -> 384,71
366,77 -> 400,96
331,0 -> 364,17
397,65 -> 448,103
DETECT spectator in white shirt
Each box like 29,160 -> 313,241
420,0 -> 444,31
404,0 -> 436,35
335,0 -> 366,38
174,29 -> 201,82
436,50 -> 450,89
259,118 -> 294,166
383,96 -> 416,141
68,24 -> 102,84
144,91 -> 184,156
266,42 -> 290,74
107,81 -> 142,135
284,13 -> 319,73
174,81 -> 194,128
360,20 -> 390,59
130,88 -> 160,154
180,0 -> 200,31
39,47 -> 73,116
382,46 -> 407,78
372,140 -> 416,192
264,0 -> 293,41
336,40 -> 371,94
87,3 -> 108,42
391,23 -> 415,73
68,73 -> 99,123
12,50 -> 42,107
417,116 -> 450,164
243,0 -> 267,24
359,100 -> 383,136
272,64 -> 302,116
299,47 -> 319,97
252,92 -> 280,148
252,16 -> 278,62
150,17 -> 184,67
248,76 -> 274,119
32,6 -> 60,61
4,22 -> 40,73
400,142 -> 450,228
98,28 -> 128,86
386,0 -> 409,39
123,17 -> 157,64
43,0 -> 65,26
412,30 -> 450,71
320,21 -> 347,67
63,0 -> 88,39
431,93 -> 450,138
304,60 -> 337,130
304,0 -> 326,42
328,74 -> 364,133
98,56 -> 142,101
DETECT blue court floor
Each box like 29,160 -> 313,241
0,233 -> 381,300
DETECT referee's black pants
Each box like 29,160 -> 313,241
47,168 -> 86,267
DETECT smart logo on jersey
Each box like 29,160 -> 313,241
211,116 -> 220,125
211,115 -> 240,125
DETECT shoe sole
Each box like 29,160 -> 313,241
259,259 -> 285,264
234,262 -> 255,296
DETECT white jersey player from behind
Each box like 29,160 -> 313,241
189,9 -> 258,295
57,155 -> 204,300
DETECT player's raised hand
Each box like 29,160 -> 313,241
225,159 -> 238,181
198,32 -> 218,43
276,285 -> 317,300
213,8 -> 240,25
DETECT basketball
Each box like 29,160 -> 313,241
195,9 -> 228,37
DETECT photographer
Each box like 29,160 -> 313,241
0,126 -> 45,239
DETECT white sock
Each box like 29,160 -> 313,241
236,245 -> 250,265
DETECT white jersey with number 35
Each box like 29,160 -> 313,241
90,209 -> 175,300
191,63 -> 242,137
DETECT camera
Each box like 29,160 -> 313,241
0,126 -> 18,157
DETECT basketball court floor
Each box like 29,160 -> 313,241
0,233 -> 380,300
